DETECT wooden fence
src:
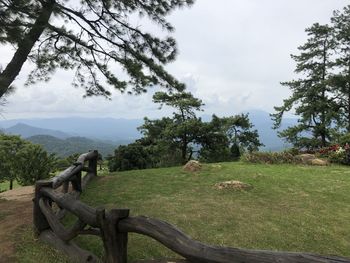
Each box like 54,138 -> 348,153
34,151 -> 350,263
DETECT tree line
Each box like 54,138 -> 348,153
108,91 -> 263,171
272,5 -> 350,150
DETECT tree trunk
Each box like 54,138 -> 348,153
0,0 -> 56,98
9,179 -> 13,190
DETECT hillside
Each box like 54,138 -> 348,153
26,135 -> 116,157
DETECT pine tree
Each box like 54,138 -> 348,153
152,91 -> 203,163
272,23 -> 338,149
331,5 -> 350,132
0,0 -> 194,99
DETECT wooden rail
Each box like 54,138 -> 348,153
34,151 -> 350,263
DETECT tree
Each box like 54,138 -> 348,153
0,0 -> 194,99
221,114 -> 263,153
0,134 -> 26,189
331,5 -> 350,132
16,143 -> 56,185
0,134 -> 55,189
198,114 -> 263,162
152,91 -> 203,162
272,23 -> 338,149
108,143 -> 152,171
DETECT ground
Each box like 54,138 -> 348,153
2,162 -> 350,262
0,186 -> 34,262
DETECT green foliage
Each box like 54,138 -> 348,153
230,143 -> 241,160
273,5 -> 350,149
109,111 -> 264,170
108,143 -> 152,171
272,23 -> 338,148
0,0 -> 194,98
16,144 -> 56,185
198,114 -> 263,162
242,151 -> 301,165
339,133 -> 350,145
0,134 -> 27,189
151,91 -> 204,163
0,134 -> 55,188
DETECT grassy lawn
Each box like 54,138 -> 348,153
16,162 -> 350,262
0,180 -> 20,192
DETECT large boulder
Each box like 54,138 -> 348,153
310,158 -> 329,166
183,160 -> 202,172
297,154 -> 316,164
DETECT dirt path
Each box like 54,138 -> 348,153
0,186 -> 34,262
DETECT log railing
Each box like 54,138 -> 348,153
34,151 -> 350,263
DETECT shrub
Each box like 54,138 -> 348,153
242,151 -> 301,164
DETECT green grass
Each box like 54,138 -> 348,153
0,180 -> 20,192
16,162 -> 350,262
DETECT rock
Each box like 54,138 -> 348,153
183,160 -> 202,172
296,154 -> 316,164
310,158 -> 329,166
133,260 -> 189,263
215,180 -> 252,191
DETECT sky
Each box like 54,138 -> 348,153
0,0 -> 349,120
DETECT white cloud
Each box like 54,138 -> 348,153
1,0 -> 349,119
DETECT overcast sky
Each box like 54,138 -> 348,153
1,0 -> 349,120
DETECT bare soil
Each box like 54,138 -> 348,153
0,187 -> 34,262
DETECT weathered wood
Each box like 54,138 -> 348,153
71,172 -> 82,192
51,150 -> 98,189
118,216 -> 350,263
39,230 -> 99,263
52,164 -> 83,189
77,150 -> 98,164
33,180 -> 53,235
40,187 -> 98,227
97,208 -> 129,263
62,181 -> 69,193
88,150 -> 98,176
39,198 -> 87,241
82,172 -> 97,190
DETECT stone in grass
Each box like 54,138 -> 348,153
133,260 -> 189,263
215,180 -> 253,191
183,160 -> 202,172
297,154 -> 316,164
310,158 -> 329,166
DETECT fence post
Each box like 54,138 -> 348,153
89,150 -> 98,176
33,180 -> 52,236
97,208 -> 129,263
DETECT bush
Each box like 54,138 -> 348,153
242,151 -> 301,164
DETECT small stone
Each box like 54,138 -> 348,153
183,160 -> 202,172
215,180 -> 252,191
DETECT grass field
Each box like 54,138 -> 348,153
15,162 -> 350,262
0,180 -> 20,192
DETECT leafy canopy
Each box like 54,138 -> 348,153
0,0 -> 194,98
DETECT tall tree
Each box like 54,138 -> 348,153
0,134 -> 26,189
0,134 -> 55,189
0,0 -> 194,98
272,23 -> 338,148
152,91 -> 203,162
331,5 -> 350,132
198,114 -> 263,162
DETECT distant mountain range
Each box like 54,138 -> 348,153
26,135 -> 116,158
0,117 -> 143,141
0,111 -> 297,153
